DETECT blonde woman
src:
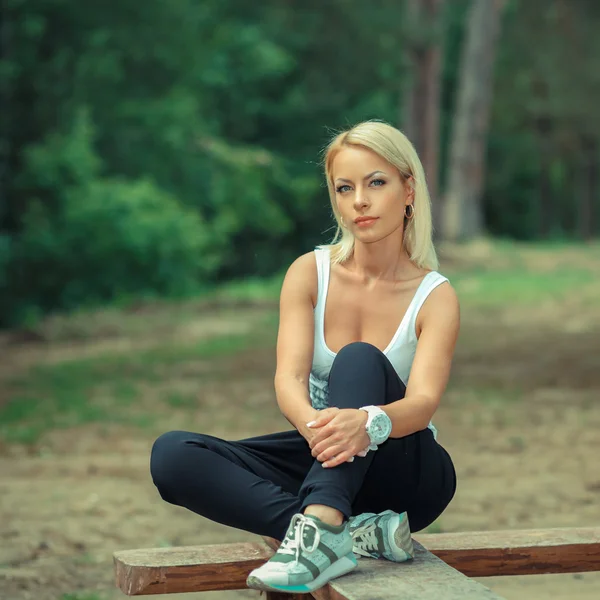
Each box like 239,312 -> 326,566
150,120 -> 459,594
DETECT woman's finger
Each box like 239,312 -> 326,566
310,420 -> 340,453
323,450 -> 353,469
311,431 -> 340,457
317,443 -> 348,464
306,407 -> 339,429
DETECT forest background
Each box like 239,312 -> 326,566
2,0 -> 599,327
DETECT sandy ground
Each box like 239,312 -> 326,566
1,258 -> 599,599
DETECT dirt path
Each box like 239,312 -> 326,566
1,270 -> 600,599
1,393 -> 599,600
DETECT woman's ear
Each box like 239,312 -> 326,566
406,176 -> 415,202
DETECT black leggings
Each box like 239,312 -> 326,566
150,342 -> 456,541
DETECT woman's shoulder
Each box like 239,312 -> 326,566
287,250 -> 319,274
414,274 -> 459,339
419,275 -> 459,320
281,251 -> 319,306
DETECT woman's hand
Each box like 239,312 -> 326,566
307,408 -> 370,468
297,408 -> 321,445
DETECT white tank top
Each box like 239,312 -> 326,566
308,246 -> 449,439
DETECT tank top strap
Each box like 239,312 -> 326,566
314,246 -> 331,309
402,271 -> 449,343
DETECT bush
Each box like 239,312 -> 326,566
6,177 -> 220,324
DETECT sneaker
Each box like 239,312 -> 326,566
246,513 -> 357,594
348,509 -> 414,562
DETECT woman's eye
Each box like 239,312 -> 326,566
336,180 -> 385,193
336,185 -> 351,193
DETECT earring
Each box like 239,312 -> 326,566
404,204 -> 414,219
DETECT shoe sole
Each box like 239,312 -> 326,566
246,552 -> 357,594
388,511 -> 414,562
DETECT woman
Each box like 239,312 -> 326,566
150,120 -> 459,595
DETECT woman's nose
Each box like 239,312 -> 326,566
353,188 -> 369,210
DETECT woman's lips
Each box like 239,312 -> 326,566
355,217 -> 378,228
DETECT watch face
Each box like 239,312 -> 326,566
370,413 -> 392,444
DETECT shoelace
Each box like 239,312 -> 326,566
350,522 -> 379,555
278,514 -> 321,565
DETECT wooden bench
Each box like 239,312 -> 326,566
113,526 -> 600,599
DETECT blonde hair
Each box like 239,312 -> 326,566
322,120 -> 438,270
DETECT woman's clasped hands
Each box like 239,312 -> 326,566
305,407 -> 371,469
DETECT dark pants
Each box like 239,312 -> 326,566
150,342 -> 456,541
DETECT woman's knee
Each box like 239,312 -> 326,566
335,341 -> 382,363
150,430 -> 197,491
331,342 -> 384,377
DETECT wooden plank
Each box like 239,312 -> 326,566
266,526 -> 600,577
114,527 -> 600,596
309,541 -> 505,600
113,542 -> 273,595
414,527 -> 600,577
115,539 -> 501,599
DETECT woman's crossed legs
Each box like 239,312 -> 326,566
150,342 -> 456,541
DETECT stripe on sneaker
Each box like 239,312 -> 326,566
316,541 -> 338,565
269,553 -> 295,564
297,554 -> 321,579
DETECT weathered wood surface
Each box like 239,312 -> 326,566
114,540 -> 503,598
114,527 -> 600,596
113,542 -> 272,595
308,542 -> 504,600
266,527 -> 600,577
414,527 -> 600,576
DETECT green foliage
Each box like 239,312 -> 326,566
7,176 -> 217,321
1,0 -> 599,325
19,109 -> 102,191
1,105 -> 225,324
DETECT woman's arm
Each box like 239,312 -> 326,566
383,281 -> 461,437
274,252 -> 320,442
309,280 -> 460,468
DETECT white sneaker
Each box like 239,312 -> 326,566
348,509 -> 414,562
246,513 -> 357,594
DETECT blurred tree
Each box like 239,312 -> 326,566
0,0 -> 409,324
442,0 -> 507,241
486,0 -> 600,240
403,0 -> 446,234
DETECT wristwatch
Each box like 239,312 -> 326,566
359,405 -> 392,447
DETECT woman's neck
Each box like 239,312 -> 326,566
346,239 -> 419,283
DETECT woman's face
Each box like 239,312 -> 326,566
331,145 -> 412,244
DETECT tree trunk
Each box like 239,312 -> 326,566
0,1 -> 10,231
402,0 -> 445,233
535,115 -> 554,238
442,0 -> 506,241
580,135 -> 598,239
